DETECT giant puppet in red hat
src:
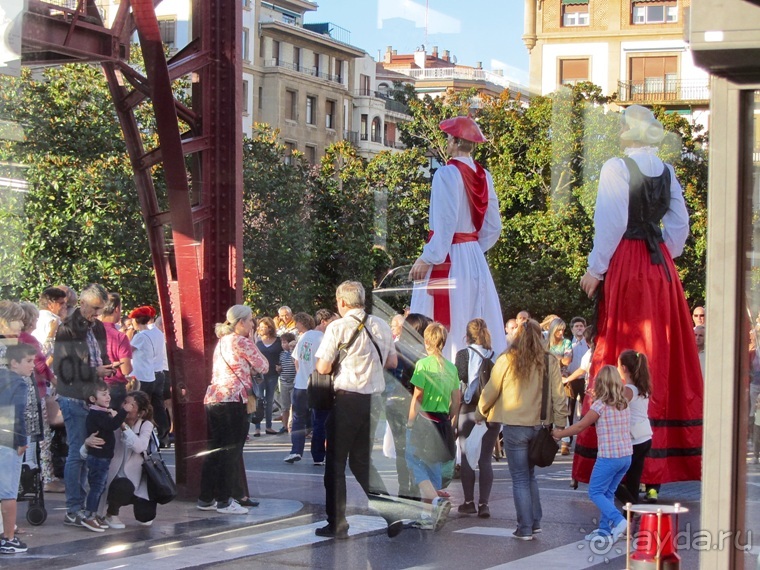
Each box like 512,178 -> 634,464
408,115 -> 506,361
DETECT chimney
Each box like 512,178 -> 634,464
385,46 -> 393,63
392,50 -> 397,55
442,49 -> 450,62
414,48 -> 426,68
476,61 -> 482,69
432,45 -> 438,58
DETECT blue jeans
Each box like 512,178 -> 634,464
504,425 -> 543,536
85,455 -> 111,515
59,396 -> 88,515
289,389 -> 308,456
254,375 -> 278,430
588,455 -> 632,534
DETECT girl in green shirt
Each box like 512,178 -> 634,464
406,323 -> 460,530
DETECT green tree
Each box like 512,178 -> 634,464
241,125 -> 316,315
0,63 -> 155,306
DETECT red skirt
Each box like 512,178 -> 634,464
572,239 -> 703,484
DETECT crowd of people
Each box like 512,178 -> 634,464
0,107 -> 712,554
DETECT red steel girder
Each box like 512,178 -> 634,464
21,0 -> 244,497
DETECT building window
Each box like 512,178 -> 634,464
360,74 -> 371,96
314,52 -> 320,77
242,0 -> 250,7
632,1 -> 678,24
293,47 -> 301,71
157,18 -> 176,47
306,96 -> 316,125
258,86 -> 263,110
282,12 -> 296,25
242,28 -> 250,61
559,58 -> 590,85
371,117 -> 382,143
629,55 -> 678,99
284,141 -> 296,165
325,100 -> 336,129
243,80 -> 249,113
360,114 -> 368,140
335,60 -> 344,83
562,1 -> 589,26
273,40 -> 280,65
286,89 -> 297,121
305,145 -> 317,165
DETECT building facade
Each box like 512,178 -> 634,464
524,0 -> 709,125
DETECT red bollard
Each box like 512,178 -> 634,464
625,503 -> 688,570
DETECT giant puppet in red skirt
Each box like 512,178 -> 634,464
574,106 -> 703,485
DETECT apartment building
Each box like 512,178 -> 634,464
379,45 -> 532,103
523,0 -> 709,126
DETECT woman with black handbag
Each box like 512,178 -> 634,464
82,391 -> 158,528
477,320 -> 567,541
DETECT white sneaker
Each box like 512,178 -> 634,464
284,454 -> 302,463
611,519 -> 628,542
217,500 -> 248,515
431,497 -> 451,531
105,515 -> 126,529
136,519 -> 154,526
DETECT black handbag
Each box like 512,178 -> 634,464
307,314 -> 368,411
142,431 -> 177,504
528,355 -> 559,468
410,411 -> 456,464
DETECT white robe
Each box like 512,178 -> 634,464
410,157 -> 507,361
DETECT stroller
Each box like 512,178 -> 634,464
17,444 -> 47,526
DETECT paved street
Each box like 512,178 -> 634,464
4,425 -> 711,569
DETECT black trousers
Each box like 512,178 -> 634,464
199,402 -> 249,506
324,391 -> 389,529
141,373 -> 170,440
615,438 -> 652,504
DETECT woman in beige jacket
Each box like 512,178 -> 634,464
477,319 -> 567,540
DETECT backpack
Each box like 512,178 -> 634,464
456,346 -> 494,407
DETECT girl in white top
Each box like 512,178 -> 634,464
614,349 -> 653,505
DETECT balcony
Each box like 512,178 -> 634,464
352,89 -> 410,115
390,66 -> 532,98
617,78 -> 710,104
344,131 -> 404,149
263,59 -> 343,84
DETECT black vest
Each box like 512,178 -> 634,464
621,157 -> 673,280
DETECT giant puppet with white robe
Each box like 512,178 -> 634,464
409,116 -> 507,361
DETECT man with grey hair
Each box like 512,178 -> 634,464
314,281 -> 406,539
54,283 -> 116,530
275,305 -> 297,336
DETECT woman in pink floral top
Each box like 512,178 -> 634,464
197,305 -> 268,515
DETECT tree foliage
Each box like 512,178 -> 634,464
0,63 -> 155,307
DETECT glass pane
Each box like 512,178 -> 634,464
745,90 -> 760,568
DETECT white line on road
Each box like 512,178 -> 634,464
67,515 -> 387,569
456,527 -> 628,569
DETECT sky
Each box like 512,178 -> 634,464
304,0 -> 530,85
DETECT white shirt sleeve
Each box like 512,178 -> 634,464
587,158 -> 630,278
419,165 -> 462,265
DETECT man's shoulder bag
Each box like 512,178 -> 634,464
528,355 -> 559,468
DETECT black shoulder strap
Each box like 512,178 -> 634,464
349,314 -> 384,365
539,354 -> 550,424
468,346 -> 493,362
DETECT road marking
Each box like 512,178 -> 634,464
455,527 -> 628,569
67,515 -> 387,569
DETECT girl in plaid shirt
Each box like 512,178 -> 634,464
554,365 -> 632,545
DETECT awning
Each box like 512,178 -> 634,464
561,0 -> 589,5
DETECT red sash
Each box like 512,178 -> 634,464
447,159 -> 488,233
